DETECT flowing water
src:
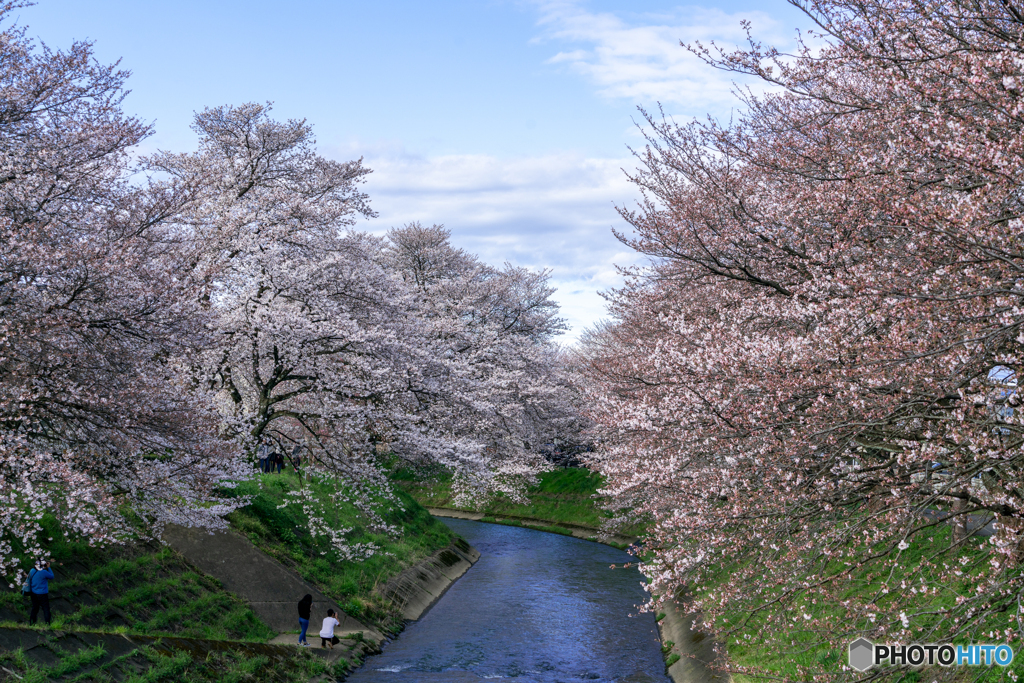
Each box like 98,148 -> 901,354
346,518 -> 672,683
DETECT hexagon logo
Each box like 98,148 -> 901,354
849,638 -> 875,672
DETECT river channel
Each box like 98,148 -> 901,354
347,518 -> 672,683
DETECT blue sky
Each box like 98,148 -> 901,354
23,0 -> 809,340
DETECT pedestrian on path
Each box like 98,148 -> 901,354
28,561 -> 55,626
257,441 -> 269,473
320,608 -> 341,649
298,594 -> 313,646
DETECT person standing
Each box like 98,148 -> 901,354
320,608 -> 341,649
274,450 -> 284,474
297,594 -> 313,646
257,441 -> 269,473
28,561 -> 55,626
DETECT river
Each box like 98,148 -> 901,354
346,517 -> 672,682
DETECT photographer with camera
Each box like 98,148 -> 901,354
28,561 -> 55,626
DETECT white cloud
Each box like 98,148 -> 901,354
534,0 -> 794,114
329,143 -> 645,342
318,3 -> 804,342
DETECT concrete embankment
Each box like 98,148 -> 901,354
428,506 -> 728,683
657,594 -> 732,683
427,506 -> 638,547
376,537 -> 480,620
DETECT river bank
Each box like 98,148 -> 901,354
395,467 -> 648,537
426,507 -> 639,548
394,466 -> 733,683
425,507 -> 730,683
0,473 -> 476,682
347,517 -> 674,683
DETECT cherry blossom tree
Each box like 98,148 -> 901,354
146,103 -> 431,539
383,223 -> 578,500
577,0 -> 1024,678
0,4 -> 246,583
0,0 -> 588,580
148,109 -> 577,548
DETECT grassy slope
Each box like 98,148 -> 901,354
0,637 -> 342,683
710,523 -> 1021,683
394,466 -> 647,537
0,524 -> 272,642
223,471 -> 456,632
0,525 -> 310,682
0,471 -> 457,681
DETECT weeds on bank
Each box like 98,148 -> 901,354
397,466 -> 647,540
396,466 -> 649,537
399,467 -> 604,525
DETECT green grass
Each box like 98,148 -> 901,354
222,471 -> 456,631
693,522 -> 1024,682
0,535 -> 273,642
0,470 -> 447,680
396,466 -> 648,536
0,640 -> 334,683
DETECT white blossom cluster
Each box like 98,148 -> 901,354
275,471 -> 392,561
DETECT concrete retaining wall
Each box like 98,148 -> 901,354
657,594 -> 732,683
376,538 -> 480,621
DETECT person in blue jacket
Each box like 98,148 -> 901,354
28,561 -> 55,626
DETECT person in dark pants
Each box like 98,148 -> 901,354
257,441 -> 270,473
28,561 -> 55,626
298,594 -> 313,646
274,451 -> 284,473
320,609 -> 341,649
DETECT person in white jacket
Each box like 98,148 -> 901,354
320,608 -> 341,649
